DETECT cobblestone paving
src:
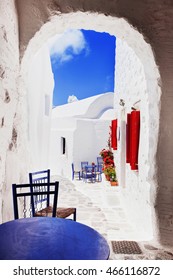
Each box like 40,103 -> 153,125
51,175 -> 173,260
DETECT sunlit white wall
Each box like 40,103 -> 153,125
114,38 -> 155,240
49,94 -> 115,178
27,44 -> 54,171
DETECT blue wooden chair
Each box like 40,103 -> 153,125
12,181 -> 59,219
95,164 -> 102,182
29,169 -> 76,221
81,161 -> 88,179
83,165 -> 97,183
71,163 -> 81,180
97,157 -> 103,178
97,156 -> 103,167
81,161 -> 89,169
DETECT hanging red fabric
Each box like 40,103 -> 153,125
111,119 -> 118,150
130,110 -> 140,170
126,113 -> 131,163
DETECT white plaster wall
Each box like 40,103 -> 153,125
49,118 -> 76,177
100,108 -> 116,120
73,119 -> 111,171
115,38 -> 153,238
51,115 -> 76,130
49,129 -> 74,177
50,118 -> 111,179
0,0 -> 19,222
27,44 -> 54,171
49,114 -> 77,176
49,94 -> 113,178
52,92 -> 114,119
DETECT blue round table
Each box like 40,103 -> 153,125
0,217 -> 110,260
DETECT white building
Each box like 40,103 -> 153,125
27,44 -> 54,171
49,92 -> 115,178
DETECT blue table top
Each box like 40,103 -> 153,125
0,217 -> 110,260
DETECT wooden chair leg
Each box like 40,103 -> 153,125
73,209 -> 76,221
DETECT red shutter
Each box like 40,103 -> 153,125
130,111 -> 140,170
111,119 -> 118,150
126,113 -> 131,163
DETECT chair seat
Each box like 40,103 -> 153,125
83,171 -> 92,175
56,207 -> 76,218
29,169 -> 77,221
35,205 -> 76,219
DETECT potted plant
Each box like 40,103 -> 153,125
102,165 -> 112,181
109,168 -> 118,186
100,145 -> 118,185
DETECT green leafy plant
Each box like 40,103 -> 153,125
109,168 -> 117,182
102,165 -> 116,181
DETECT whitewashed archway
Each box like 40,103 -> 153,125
18,12 -> 161,242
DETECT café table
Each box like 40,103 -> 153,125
0,217 -> 110,260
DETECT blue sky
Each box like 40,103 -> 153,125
49,29 -> 116,106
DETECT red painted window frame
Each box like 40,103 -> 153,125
126,111 -> 140,170
111,119 -> 118,150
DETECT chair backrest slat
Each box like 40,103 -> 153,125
29,169 -> 50,208
12,182 -> 59,219
97,157 -> 103,165
12,183 -> 19,219
81,161 -> 88,169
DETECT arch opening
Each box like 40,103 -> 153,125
17,11 -> 161,243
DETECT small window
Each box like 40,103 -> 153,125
61,137 -> 66,155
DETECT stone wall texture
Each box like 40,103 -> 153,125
0,0 -> 173,247
0,0 -> 20,222
115,38 -> 154,239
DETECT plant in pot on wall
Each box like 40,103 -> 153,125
109,167 -> 118,186
102,165 -> 112,181
100,149 -> 118,186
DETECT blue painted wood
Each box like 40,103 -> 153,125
29,169 -> 76,221
0,217 -> 110,260
96,164 -> 102,182
83,165 -> 97,183
29,169 -> 50,207
12,182 -> 59,219
71,163 -> 81,180
97,156 -> 103,166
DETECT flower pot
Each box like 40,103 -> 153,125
105,174 -> 110,181
110,181 -> 118,186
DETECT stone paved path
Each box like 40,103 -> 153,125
51,175 -> 173,260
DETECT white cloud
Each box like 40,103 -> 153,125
48,29 -> 88,63
67,95 -> 78,103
